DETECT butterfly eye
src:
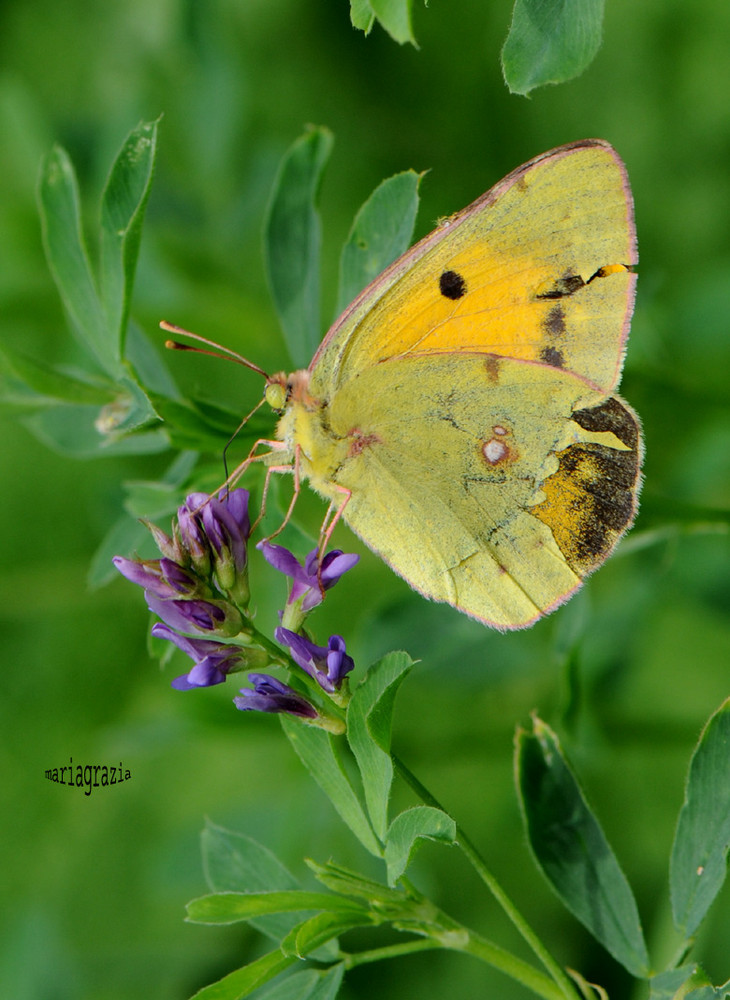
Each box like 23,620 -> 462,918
265,380 -> 288,411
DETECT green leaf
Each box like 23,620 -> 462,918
37,146 -> 118,376
264,127 -> 333,368
670,696 -> 730,938
91,450 -> 199,587
307,858 -> 410,909
188,948 -> 295,1000
201,821 -> 302,942
280,910 -> 373,959
99,119 -> 159,358
302,965 -> 344,1000
648,965 -> 709,1000
685,989 -> 730,1000
384,806 -> 456,886
350,0 -> 375,33
280,716 -> 381,857
370,0 -> 416,45
516,716 -> 650,977
186,890 -> 364,925
346,652 -> 414,841
147,392 -> 247,452
122,449 -> 200,519
22,404 -> 168,458
501,0 -> 604,96
248,971 -> 320,1000
336,171 -> 421,316
0,343 -> 114,406
89,513 -> 151,589
652,967 -> 730,1000
253,965 -> 344,1000
125,321 -> 180,399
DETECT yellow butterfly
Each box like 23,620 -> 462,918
173,140 -> 642,630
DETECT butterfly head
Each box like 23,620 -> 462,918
264,370 -> 314,414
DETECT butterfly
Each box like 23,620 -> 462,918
171,140 -> 642,630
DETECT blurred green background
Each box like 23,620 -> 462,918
2,1 -> 730,998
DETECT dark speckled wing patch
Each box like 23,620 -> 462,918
532,396 -> 642,576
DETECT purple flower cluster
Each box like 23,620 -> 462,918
114,489 -> 358,727
114,490 -> 254,688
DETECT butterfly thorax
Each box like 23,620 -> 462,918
267,369 -> 348,501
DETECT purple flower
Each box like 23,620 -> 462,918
176,492 -> 213,577
274,628 -> 354,694
234,674 -> 317,719
176,489 -> 251,591
145,591 -> 241,636
259,542 -> 359,611
152,624 -> 249,689
203,490 -> 250,567
113,555 -> 199,599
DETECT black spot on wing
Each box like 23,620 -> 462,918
535,274 -> 586,299
540,345 -> 565,368
544,305 -> 566,339
439,270 -> 467,299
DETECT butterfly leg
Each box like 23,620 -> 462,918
318,484 -> 351,555
255,443 -> 303,540
313,485 -> 352,595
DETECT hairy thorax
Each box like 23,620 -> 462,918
267,369 -> 350,501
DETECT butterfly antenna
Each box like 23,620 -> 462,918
222,396 -> 267,486
160,320 -> 270,380
160,320 -> 274,495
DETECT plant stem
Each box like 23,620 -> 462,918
342,932 -> 566,1000
342,938 -> 441,968
458,930 -> 568,1000
392,753 -> 582,1000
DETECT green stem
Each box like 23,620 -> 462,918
244,627 -> 291,666
457,930 -> 568,1000
393,753 -> 581,1000
342,938 -> 441,968
341,920 -> 564,1000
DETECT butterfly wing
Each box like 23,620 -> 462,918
310,140 -> 636,399
298,141 -> 640,628
320,352 -> 640,628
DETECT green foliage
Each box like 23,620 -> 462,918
188,949 -> 295,1000
38,144 -> 121,377
264,128 -> 334,368
649,965 -> 724,999
350,0 -> 606,91
25,120 -> 172,457
516,716 -> 650,977
351,0 -> 416,45
384,806 -> 456,885
346,651 -> 413,841
201,821 -> 302,941
281,715 -> 381,856
336,171 -> 421,316
501,0 -> 605,96
671,698 -> 730,939
99,120 -> 159,357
